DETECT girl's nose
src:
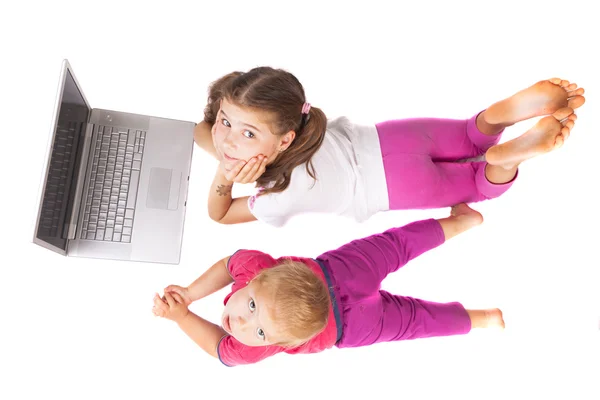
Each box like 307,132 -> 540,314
223,132 -> 236,150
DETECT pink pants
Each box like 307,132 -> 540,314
375,111 -> 516,209
317,218 -> 470,347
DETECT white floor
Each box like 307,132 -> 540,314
2,1 -> 599,399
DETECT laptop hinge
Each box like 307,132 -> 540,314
67,122 -> 95,240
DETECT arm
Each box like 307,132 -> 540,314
165,256 -> 234,304
193,121 -> 218,159
186,256 -> 234,302
207,169 -> 257,224
176,311 -> 226,359
153,292 -> 225,359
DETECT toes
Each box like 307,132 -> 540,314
555,134 -> 564,149
548,78 -> 572,88
561,126 -> 571,141
567,95 -> 586,109
562,114 -> 576,126
568,87 -> 585,98
552,107 -> 574,121
564,83 -> 578,91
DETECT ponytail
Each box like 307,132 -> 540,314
256,106 -> 327,195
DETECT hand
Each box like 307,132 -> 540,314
220,155 -> 268,184
164,285 -> 193,306
152,292 -> 189,323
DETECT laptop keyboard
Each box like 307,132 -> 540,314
39,121 -> 78,237
80,125 -> 146,242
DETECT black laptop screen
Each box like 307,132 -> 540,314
36,70 -> 90,251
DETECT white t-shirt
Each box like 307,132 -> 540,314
248,116 -> 389,227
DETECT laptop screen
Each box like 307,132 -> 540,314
35,69 -> 90,252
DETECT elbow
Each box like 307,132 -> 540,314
208,211 -> 231,225
208,212 -> 225,224
193,122 -> 205,146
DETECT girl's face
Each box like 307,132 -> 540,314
221,280 -> 283,347
212,99 -> 295,173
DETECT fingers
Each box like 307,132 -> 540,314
223,160 -> 247,181
164,285 -> 183,295
153,293 -> 167,308
237,158 -> 260,184
226,155 -> 267,184
163,292 -> 176,307
153,293 -> 168,317
235,156 -> 262,184
170,292 -> 185,304
249,156 -> 268,183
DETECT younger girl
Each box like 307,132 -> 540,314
195,68 -> 584,226
153,203 -> 505,367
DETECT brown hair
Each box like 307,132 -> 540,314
203,67 -> 328,195
253,259 -> 330,348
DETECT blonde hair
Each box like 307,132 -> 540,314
253,259 -> 330,348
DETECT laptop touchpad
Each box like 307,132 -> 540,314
146,168 -> 181,210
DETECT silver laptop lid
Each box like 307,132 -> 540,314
33,60 -> 92,255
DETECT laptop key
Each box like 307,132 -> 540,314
127,170 -> 140,209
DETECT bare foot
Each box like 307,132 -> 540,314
451,203 -> 483,228
483,78 -> 585,126
485,308 -> 505,329
485,107 -> 576,169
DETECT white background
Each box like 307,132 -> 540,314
1,1 -> 599,399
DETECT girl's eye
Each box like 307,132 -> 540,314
243,130 -> 255,139
249,298 -> 256,312
221,118 -> 231,127
257,328 -> 265,340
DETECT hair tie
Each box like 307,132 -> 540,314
302,102 -> 311,114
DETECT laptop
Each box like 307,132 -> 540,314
33,59 -> 196,264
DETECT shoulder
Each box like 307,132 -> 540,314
227,249 -> 277,280
217,335 -> 284,367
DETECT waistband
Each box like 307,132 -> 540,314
314,258 -> 343,344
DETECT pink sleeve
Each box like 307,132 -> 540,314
217,335 -> 283,367
227,249 -> 275,282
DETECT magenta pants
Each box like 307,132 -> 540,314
375,111 -> 516,209
317,219 -> 471,348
